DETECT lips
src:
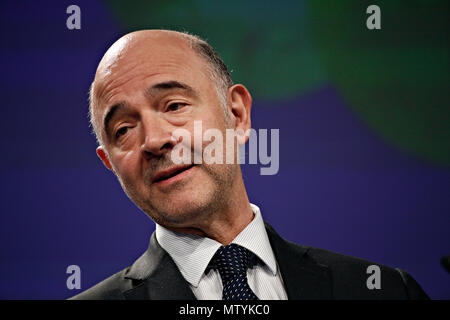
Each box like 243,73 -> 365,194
152,164 -> 195,183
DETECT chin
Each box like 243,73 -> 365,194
150,197 -> 213,227
125,168 -> 232,227
132,184 -> 212,224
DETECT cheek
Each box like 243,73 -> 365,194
112,150 -> 141,181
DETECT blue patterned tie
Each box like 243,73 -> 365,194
207,244 -> 259,300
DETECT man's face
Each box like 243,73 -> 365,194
93,33 -> 239,229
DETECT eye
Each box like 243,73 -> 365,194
115,126 -> 129,139
167,102 -> 187,112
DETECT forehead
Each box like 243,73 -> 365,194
93,33 -> 211,111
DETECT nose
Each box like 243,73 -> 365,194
140,113 -> 177,159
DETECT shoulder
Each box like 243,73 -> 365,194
291,241 -> 429,299
264,223 -> 428,299
68,267 -> 132,300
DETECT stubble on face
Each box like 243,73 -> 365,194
116,138 -> 238,230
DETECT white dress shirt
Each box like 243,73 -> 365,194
155,203 -> 288,300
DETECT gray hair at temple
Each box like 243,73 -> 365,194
88,31 -> 234,146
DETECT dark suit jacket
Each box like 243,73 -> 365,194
70,223 -> 429,300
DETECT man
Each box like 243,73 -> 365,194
71,29 -> 429,300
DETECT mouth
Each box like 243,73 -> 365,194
152,164 -> 195,185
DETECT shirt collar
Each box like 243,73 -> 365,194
155,203 -> 278,288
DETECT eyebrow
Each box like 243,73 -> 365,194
103,102 -> 130,139
102,81 -> 197,138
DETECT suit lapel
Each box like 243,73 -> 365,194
121,223 -> 332,300
265,223 -> 332,299
122,232 -> 196,300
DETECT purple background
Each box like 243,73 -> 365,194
0,1 -> 448,299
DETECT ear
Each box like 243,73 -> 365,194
228,84 -> 252,145
96,146 -> 114,171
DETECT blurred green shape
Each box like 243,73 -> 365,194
310,0 -> 449,166
105,0 -> 449,165
105,0 -> 328,99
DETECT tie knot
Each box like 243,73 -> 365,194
207,244 -> 256,279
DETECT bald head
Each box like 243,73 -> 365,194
95,30 -> 195,85
89,30 -> 233,145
